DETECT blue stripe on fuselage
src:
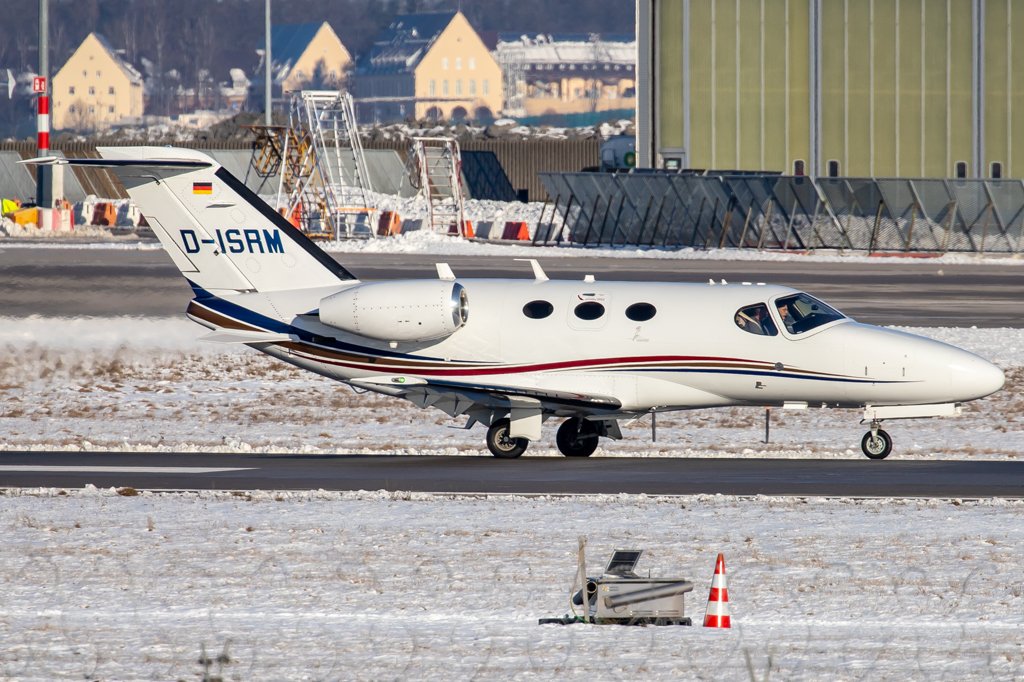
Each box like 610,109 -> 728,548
616,367 -> 910,384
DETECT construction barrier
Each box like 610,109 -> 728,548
447,220 -> 474,239
91,202 -> 117,226
11,207 -> 38,226
501,221 -> 530,241
378,210 -> 402,236
55,199 -> 74,230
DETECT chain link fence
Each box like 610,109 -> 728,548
537,172 -> 1024,253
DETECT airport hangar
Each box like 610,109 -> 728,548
635,0 -> 1024,179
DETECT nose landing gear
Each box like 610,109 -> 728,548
861,420 -> 892,459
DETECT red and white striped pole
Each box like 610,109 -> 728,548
37,91 -> 49,155
36,0 -> 52,211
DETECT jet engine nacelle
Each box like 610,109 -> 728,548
318,281 -> 469,342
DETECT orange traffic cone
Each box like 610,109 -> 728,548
703,553 -> 731,628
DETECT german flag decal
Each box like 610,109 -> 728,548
192,182 -> 213,195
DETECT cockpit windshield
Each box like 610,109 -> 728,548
773,293 -> 845,334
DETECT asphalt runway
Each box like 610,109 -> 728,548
1,246 -> 1021,499
1,451 -> 1023,498
0,246 -> 1021,325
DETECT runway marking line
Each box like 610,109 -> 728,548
0,465 -> 255,474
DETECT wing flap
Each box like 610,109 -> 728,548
350,375 -> 622,411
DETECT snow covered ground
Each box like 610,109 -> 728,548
2,488 -> 1023,680
1,317 -> 1022,679
0,317 -> 1020,458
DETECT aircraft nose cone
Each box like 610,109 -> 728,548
950,352 -> 1005,401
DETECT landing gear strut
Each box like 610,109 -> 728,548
860,421 -> 892,460
556,417 -> 599,458
486,418 -> 529,459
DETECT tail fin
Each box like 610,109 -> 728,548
90,146 -> 355,294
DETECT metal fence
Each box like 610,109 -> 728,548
537,172 -> 1024,253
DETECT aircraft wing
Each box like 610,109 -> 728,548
350,375 -> 622,415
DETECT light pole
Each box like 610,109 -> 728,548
37,0 -> 51,208
265,0 -> 272,125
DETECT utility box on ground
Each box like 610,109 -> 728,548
542,543 -> 694,626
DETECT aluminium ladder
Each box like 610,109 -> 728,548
291,90 -> 376,239
409,137 -> 468,237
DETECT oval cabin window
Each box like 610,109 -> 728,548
625,302 -> 657,321
523,300 -> 554,319
574,301 -> 606,320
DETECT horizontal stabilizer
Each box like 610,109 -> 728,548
20,156 -> 211,169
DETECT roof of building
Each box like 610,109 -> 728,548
61,33 -> 144,84
260,21 -> 344,83
494,34 -> 636,67
357,10 -> 458,76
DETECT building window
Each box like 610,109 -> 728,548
429,80 -> 436,96
442,80 -> 449,95
991,162 -> 1003,179
955,161 -> 968,179
469,57 -> 476,70
69,86 -> 75,94
89,105 -> 95,113
108,106 -> 114,113
482,80 -> 489,96
793,159 -> 805,176
827,160 -> 840,177
469,79 -> 476,95
455,79 -> 462,96
455,57 -> 462,70
442,57 -> 449,70
88,86 -> 95,95
108,86 -> 115,95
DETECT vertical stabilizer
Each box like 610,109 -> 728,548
96,146 -> 355,294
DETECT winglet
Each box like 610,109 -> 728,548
436,263 -> 456,281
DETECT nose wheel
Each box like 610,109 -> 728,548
861,424 -> 893,460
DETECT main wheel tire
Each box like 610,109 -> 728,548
486,418 -> 528,459
556,418 -> 600,458
861,429 -> 893,460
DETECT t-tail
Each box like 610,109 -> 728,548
38,146 -> 356,295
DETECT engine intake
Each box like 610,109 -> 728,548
318,281 -> 468,343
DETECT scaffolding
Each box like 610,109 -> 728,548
408,137 -> 467,236
246,90 -> 376,239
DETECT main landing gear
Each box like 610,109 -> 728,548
486,418 -> 529,459
861,420 -> 893,460
485,416 -> 603,459
555,417 -> 599,458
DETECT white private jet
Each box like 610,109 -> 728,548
31,148 -> 1005,460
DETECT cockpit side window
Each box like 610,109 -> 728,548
734,303 -> 778,336
774,293 -> 845,334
